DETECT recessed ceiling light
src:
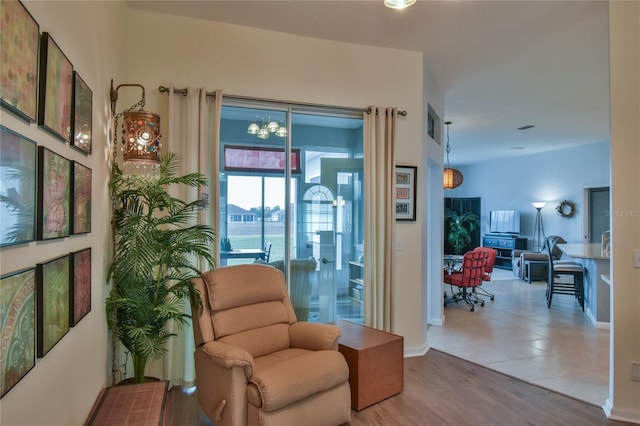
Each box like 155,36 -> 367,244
384,0 -> 416,10
517,125 -> 535,130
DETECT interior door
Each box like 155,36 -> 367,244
588,187 -> 610,243
293,113 -> 364,324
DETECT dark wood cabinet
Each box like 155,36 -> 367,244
482,234 -> 527,269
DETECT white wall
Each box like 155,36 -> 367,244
0,1 -> 126,425
606,1 -> 640,421
422,57 -> 447,333
123,10 -> 430,351
447,141 -> 610,246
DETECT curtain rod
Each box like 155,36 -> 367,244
158,86 -> 407,116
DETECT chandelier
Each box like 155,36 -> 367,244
443,121 -> 463,189
247,117 -> 287,139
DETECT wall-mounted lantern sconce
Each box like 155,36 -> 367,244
110,79 -> 161,177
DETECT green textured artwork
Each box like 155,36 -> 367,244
37,147 -> 70,240
1,267 -> 35,398
37,255 -> 70,357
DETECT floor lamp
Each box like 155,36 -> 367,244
532,202 -> 546,251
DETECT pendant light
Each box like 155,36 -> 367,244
443,121 -> 463,189
247,116 -> 287,140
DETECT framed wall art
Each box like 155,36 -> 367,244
0,0 -> 39,123
1,267 -> 36,398
37,146 -> 71,240
71,161 -> 91,235
37,32 -> 73,143
71,72 -> 92,154
36,254 -> 70,358
395,165 -> 417,221
70,248 -> 91,326
0,126 -> 38,247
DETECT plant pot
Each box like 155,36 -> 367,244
117,376 -> 161,386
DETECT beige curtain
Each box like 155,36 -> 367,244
157,86 -> 222,387
363,107 -> 397,331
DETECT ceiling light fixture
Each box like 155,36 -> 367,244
443,121 -> 463,190
247,116 -> 287,140
384,0 -> 416,10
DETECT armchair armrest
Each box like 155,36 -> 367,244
512,249 -> 530,259
195,341 -> 255,425
289,322 -> 341,351
198,340 -> 254,379
520,252 -> 548,262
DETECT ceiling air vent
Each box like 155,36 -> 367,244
517,125 -> 535,130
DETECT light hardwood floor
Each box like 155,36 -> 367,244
165,348 -> 626,425
430,267 -> 610,406
165,268 -> 617,425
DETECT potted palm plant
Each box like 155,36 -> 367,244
106,153 -> 215,383
445,208 -> 480,255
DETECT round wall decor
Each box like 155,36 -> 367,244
556,200 -> 576,219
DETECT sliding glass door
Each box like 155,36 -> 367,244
219,105 -> 364,323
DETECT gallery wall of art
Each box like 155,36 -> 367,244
0,1 -> 125,424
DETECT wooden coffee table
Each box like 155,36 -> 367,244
337,320 -> 404,411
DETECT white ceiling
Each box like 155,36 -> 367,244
128,0 -> 611,166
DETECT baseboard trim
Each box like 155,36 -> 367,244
603,398 -> 640,423
404,342 -> 429,358
586,307 -> 611,329
427,317 -> 443,327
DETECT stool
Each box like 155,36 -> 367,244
546,260 -> 584,310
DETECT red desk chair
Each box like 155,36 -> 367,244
444,250 -> 489,312
473,246 -> 498,301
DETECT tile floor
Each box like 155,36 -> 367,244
428,267 -> 610,407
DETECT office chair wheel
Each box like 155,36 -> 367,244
470,305 -> 475,312
480,301 -> 485,307
490,296 -> 495,301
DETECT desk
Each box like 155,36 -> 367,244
337,320 -> 403,411
557,243 -> 610,327
443,254 -> 463,272
220,249 -> 266,266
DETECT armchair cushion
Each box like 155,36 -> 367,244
249,349 -> 349,411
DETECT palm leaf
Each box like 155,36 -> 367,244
107,153 -> 215,381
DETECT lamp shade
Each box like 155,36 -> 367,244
122,110 -> 161,166
444,167 -> 463,189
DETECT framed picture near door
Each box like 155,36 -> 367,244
395,165 -> 417,221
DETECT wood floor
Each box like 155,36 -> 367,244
164,349 -> 629,425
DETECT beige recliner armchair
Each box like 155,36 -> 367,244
191,264 -> 351,426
